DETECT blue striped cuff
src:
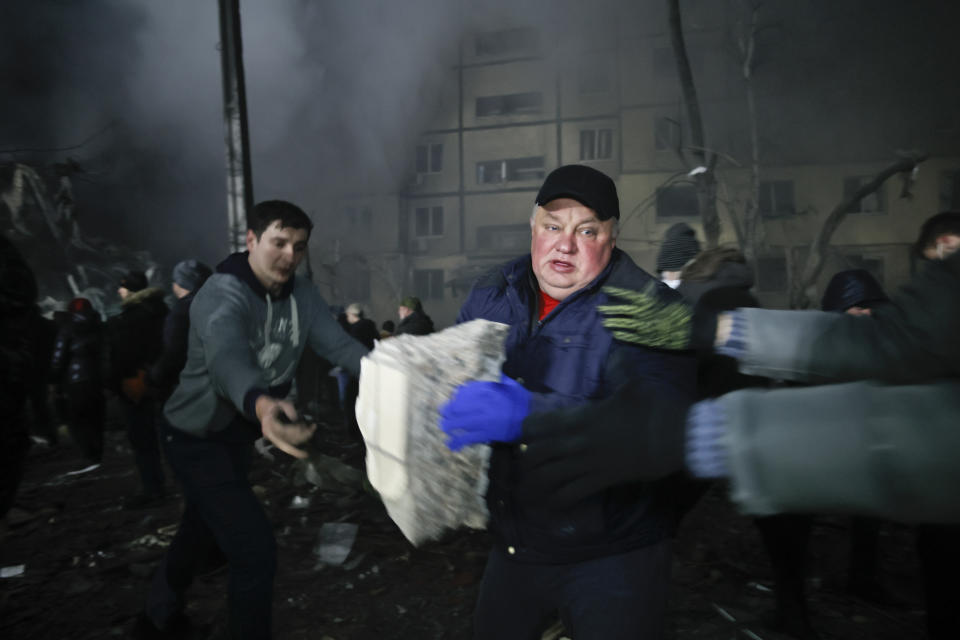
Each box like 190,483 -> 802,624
685,400 -> 730,479
716,310 -> 749,359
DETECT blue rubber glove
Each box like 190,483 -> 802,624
440,373 -> 531,451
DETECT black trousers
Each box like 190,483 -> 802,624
146,419 -> 276,640
474,540 -> 673,640
123,397 -> 165,497
65,382 -> 104,463
0,403 -> 30,518
917,523 -> 960,640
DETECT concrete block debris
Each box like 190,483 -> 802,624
356,319 -> 509,545
314,522 -> 359,566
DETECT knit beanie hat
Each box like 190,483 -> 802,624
172,259 -> 212,293
656,223 -> 701,272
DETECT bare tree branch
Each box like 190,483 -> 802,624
789,152 -> 929,308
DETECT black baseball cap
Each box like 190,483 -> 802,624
535,164 -> 620,221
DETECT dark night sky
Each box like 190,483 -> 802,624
1,0 -> 957,267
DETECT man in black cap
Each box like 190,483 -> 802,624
440,164 -> 696,639
107,269 -> 169,508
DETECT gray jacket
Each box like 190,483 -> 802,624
718,381 -> 960,522
164,253 -> 367,437
717,253 -> 960,521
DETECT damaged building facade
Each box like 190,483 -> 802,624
312,0 -> 960,327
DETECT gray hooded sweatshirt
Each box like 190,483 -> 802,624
164,252 -> 367,437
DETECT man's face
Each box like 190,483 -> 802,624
246,221 -> 309,294
923,233 -> 960,261
530,198 -> 616,300
118,286 -> 130,301
845,306 -> 872,317
171,282 -> 190,299
398,305 -> 412,320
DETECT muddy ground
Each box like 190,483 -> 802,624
1,401 -> 930,639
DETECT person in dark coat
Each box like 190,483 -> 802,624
441,164 -> 697,639
0,236 -> 38,518
49,297 -> 105,467
656,221 -> 701,289
394,296 -> 434,335
339,303 -> 379,435
27,312 -> 59,446
148,260 -> 212,399
343,302 -> 379,349
820,269 -> 897,604
107,269 -> 169,508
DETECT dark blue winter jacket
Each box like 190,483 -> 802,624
458,248 -> 697,563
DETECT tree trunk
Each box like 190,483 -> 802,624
740,1 -> 762,267
667,0 -> 720,248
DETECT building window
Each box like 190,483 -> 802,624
413,269 -> 444,300
579,128 -> 613,161
415,206 -> 444,237
655,116 -> 681,151
843,254 -> 884,286
477,224 -> 530,253
475,27 -> 539,57
476,92 -> 543,117
477,156 -> 545,184
759,180 -> 796,218
756,255 -> 788,292
416,143 -> 443,174
844,176 -> 885,214
656,184 -> 698,219
940,170 -> 960,210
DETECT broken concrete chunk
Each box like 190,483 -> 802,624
355,319 -> 508,545
314,522 -> 359,566
1,565 -> 26,578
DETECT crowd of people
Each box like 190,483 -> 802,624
1,247 -> 435,507
2,164 -> 958,639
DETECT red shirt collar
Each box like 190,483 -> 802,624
538,289 -> 561,320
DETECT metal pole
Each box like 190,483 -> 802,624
218,0 -> 254,253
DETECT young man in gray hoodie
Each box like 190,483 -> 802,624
137,200 -> 368,639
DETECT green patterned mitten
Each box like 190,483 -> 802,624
598,285 -> 693,350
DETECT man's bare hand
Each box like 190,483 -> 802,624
715,312 -> 733,346
256,397 -> 316,459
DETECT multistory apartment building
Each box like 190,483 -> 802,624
314,1 -> 960,326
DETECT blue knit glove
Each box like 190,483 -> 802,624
440,374 -> 531,451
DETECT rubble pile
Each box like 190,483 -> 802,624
1,161 -> 162,318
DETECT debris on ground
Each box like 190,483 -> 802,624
0,404 -> 929,640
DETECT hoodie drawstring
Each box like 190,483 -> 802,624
257,292 -> 300,380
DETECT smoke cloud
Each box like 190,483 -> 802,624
1,0 -> 957,270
